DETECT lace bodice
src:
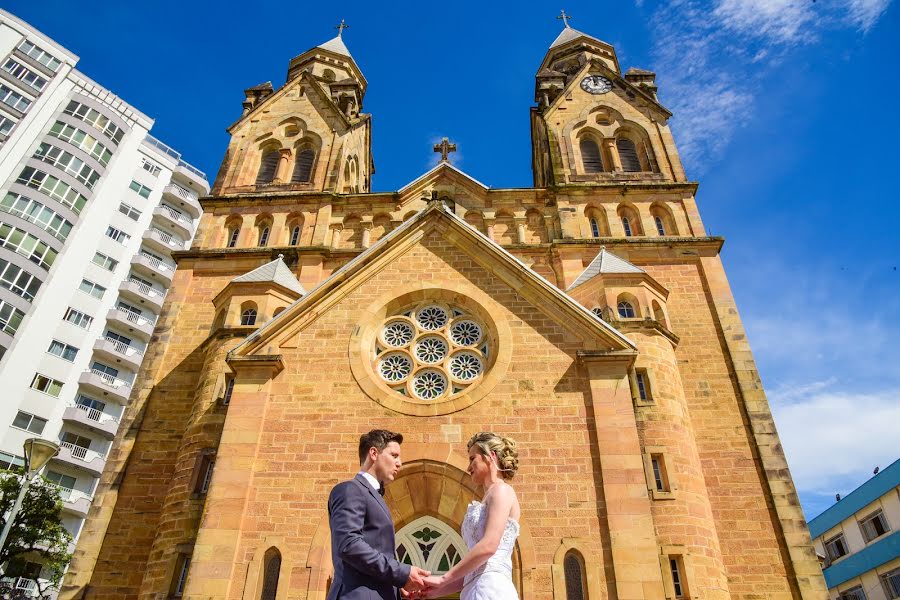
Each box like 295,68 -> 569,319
461,500 -> 520,588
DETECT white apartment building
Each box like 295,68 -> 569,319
0,9 -> 208,590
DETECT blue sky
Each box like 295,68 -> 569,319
9,0 -> 898,519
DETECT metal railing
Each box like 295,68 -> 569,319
103,335 -> 144,357
87,368 -> 131,390
149,227 -> 185,248
137,250 -> 175,272
127,277 -> 164,299
113,306 -> 156,327
177,160 -> 207,181
163,182 -> 199,202
60,441 -> 104,463
160,204 -> 192,224
57,486 -> 93,505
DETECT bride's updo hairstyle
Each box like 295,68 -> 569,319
468,432 -> 519,480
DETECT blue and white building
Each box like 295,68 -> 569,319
809,459 -> 900,600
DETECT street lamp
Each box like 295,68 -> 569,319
0,438 -> 60,553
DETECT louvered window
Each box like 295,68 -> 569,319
617,138 -> 642,172
580,139 -> 603,173
256,151 -> 280,184
292,149 -> 315,183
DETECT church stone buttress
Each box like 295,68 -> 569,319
61,20 -> 828,600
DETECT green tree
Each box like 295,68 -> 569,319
0,470 -> 73,599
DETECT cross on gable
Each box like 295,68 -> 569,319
335,19 -> 349,36
433,137 -> 457,163
557,9 -> 572,28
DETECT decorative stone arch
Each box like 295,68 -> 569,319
613,123 -> 658,173
574,127 -> 607,174
278,115 -> 309,139
241,537 -> 293,600
256,139 -> 282,185
493,210 -> 516,245
616,203 -> 643,237
649,202 -> 678,236
371,213 -> 393,244
463,211 -> 485,234
239,300 -> 259,326
292,132 -> 322,184
615,291 -> 642,319
402,210 -> 418,222
523,209 -> 548,244
342,155 -> 359,193
341,214 -> 362,249
254,213 -> 274,247
651,299 -> 669,328
551,539 -> 604,600
285,212 -> 305,246
584,205 -> 610,238
224,213 -> 245,248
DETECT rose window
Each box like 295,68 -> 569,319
373,303 -> 492,401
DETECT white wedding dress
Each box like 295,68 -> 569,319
460,500 -> 520,600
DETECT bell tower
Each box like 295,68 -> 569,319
211,22 -> 373,195
530,15 -> 686,187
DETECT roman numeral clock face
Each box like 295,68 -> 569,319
581,75 -> 612,94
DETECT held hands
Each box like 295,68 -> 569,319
401,574 -> 446,599
400,566 -> 431,597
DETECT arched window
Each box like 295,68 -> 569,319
621,216 -> 633,237
564,550 -> 587,600
258,226 -> 270,247
580,138 -> 603,173
589,218 -> 600,238
591,307 -> 604,320
241,309 -> 257,326
395,516 -> 467,576
260,548 -> 281,600
290,226 -> 301,246
227,227 -> 239,248
256,150 -> 280,184
292,148 -> 315,183
616,138 -> 641,172
617,301 -> 635,318
654,215 -> 666,236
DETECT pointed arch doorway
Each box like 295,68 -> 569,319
396,516 -> 465,599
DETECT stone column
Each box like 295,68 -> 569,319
580,352 -> 667,600
483,213 -> 496,242
514,218 -> 526,244
604,138 -> 622,172
273,149 -> 292,184
330,224 -> 343,249
361,218 -> 373,249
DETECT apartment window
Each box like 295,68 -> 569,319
47,121 -> 113,166
0,84 -> 31,112
172,554 -> 191,597
118,301 -> 142,316
61,432 -> 91,451
33,142 -> 101,189
141,158 -> 162,176
47,339 -> 78,361
45,471 -> 77,496
79,278 -> 106,299
651,454 -> 670,492
129,180 -> 151,199
881,567 -> 900,599
2,58 -> 48,92
11,410 -> 47,434
62,100 -> 124,144
63,307 -> 93,329
0,451 -> 25,471
17,40 -> 62,72
860,509 -> 890,542
91,362 -> 119,379
222,377 -> 235,405
824,533 -> 850,562
0,115 -> 14,137
669,556 -> 687,598
634,369 -> 652,402
0,258 -> 42,301
0,223 -> 59,270
105,225 -> 130,244
838,586 -> 867,600
91,251 -> 118,271
118,202 -> 141,221
0,193 -> 73,242
0,300 -> 26,336
76,394 -> 105,412
16,166 -> 88,214
30,373 -> 62,397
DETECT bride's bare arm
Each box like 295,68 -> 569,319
426,484 -> 516,588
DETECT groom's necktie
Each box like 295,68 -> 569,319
378,484 -> 385,497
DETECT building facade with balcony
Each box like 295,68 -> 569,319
0,9 -> 209,584
809,459 -> 900,600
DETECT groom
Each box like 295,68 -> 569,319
327,430 -> 430,599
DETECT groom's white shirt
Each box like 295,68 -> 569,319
357,470 -> 379,491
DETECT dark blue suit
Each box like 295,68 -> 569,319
327,474 -> 411,600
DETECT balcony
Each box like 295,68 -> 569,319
52,442 -> 106,476
162,181 -> 202,218
131,250 -> 176,284
0,577 -> 39,598
106,307 -> 156,341
93,335 -> 144,371
152,204 -> 194,239
78,368 -> 132,404
62,403 -> 119,438
142,227 -> 186,255
58,487 -> 93,518
118,278 -> 166,311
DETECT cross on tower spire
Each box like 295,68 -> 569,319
557,9 -> 573,28
335,19 -> 349,37
433,137 -> 457,163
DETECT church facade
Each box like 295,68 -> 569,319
60,23 -> 827,600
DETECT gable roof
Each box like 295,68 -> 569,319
318,34 -> 352,58
230,201 -> 636,357
550,26 -> 608,49
232,255 -> 306,295
568,247 -> 645,291
398,161 -> 489,194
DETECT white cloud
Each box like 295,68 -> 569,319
846,0 -> 893,30
713,0 -> 817,43
771,384 -> 900,498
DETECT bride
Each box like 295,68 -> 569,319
413,432 -> 521,600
